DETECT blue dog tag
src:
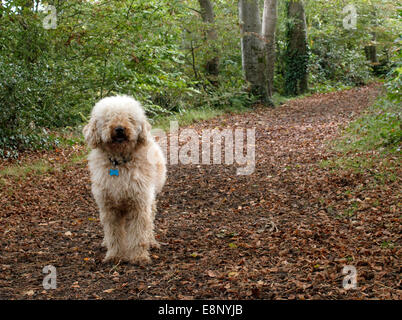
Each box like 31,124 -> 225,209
109,169 -> 119,176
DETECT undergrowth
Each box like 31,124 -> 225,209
320,88 -> 401,187
336,96 -> 401,154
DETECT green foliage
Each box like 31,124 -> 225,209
0,0 -> 195,156
385,37 -> 402,104
308,38 -> 371,87
0,0 -> 400,156
342,97 -> 401,152
337,39 -> 401,154
303,0 -> 400,90
0,0 -> 252,157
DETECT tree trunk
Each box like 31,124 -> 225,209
262,0 -> 277,97
284,0 -> 308,96
365,31 -> 379,75
365,32 -> 378,62
239,0 -> 272,105
198,0 -> 219,78
365,8 -> 378,70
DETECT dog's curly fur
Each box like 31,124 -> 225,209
83,95 -> 166,264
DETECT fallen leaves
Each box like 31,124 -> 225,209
0,84 -> 400,300
23,290 -> 35,296
227,272 -> 239,279
207,270 -> 217,278
103,288 -> 115,294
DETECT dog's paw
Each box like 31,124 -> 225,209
103,252 -> 122,264
103,256 -> 120,264
149,239 -> 161,249
128,252 -> 151,265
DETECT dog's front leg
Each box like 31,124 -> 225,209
125,204 -> 154,265
101,210 -> 126,263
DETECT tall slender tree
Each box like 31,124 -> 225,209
262,0 -> 277,98
284,0 -> 308,96
365,32 -> 378,64
365,8 -> 379,73
238,0 -> 273,105
198,0 -> 219,78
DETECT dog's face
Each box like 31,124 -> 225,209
83,96 -> 151,153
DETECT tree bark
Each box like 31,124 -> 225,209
284,0 -> 308,96
239,0 -> 272,105
262,0 -> 277,97
198,0 -> 219,77
364,8 -> 378,69
365,32 -> 378,63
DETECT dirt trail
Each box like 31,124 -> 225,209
1,83 -> 400,299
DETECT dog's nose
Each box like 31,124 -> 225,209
115,126 -> 125,135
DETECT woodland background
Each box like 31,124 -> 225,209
0,0 -> 401,300
0,0 -> 400,157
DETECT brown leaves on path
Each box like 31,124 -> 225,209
0,83 -> 400,299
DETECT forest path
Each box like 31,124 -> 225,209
1,83 -> 400,299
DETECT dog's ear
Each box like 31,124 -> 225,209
138,120 -> 151,145
83,117 -> 101,149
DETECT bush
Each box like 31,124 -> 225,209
344,97 -> 401,152
341,41 -> 401,153
0,1 -> 195,157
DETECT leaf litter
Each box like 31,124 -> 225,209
0,83 -> 400,299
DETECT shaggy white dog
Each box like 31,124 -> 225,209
83,95 -> 166,264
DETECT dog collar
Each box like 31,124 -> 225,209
108,156 -> 131,167
108,156 -> 131,176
